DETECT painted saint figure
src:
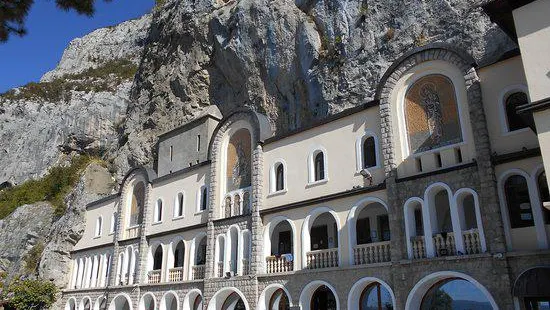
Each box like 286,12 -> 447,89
419,82 -> 443,145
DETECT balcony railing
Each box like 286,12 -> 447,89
168,267 -> 183,282
242,259 -> 250,275
193,265 -> 205,280
125,226 -> 140,239
433,232 -> 456,257
306,248 -> 339,269
217,261 -> 224,278
411,236 -> 427,259
462,229 -> 482,255
223,187 -> 252,218
353,241 -> 391,265
266,255 -> 294,274
148,270 -> 161,284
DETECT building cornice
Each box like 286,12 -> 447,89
145,222 -> 208,239
152,160 -> 211,185
491,147 -> 541,165
395,162 -> 478,183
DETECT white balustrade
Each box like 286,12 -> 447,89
168,267 -> 183,282
148,270 -> 161,284
193,265 -> 205,280
266,256 -> 294,274
411,236 -> 427,259
125,226 -> 140,239
462,229 -> 482,255
306,248 -> 339,269
242,259 -> 250,275
433,232 -> 456,257
217,261 -> 224,277
353,241 -> 391,265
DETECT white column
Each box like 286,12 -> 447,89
76,258 -> 84,288
529,177 -> 550,249
450,200 -> 465,254
70,260 -> 78,289
422,202 -> 436,258
91,255 -> 99,287
84,257 -> 93,288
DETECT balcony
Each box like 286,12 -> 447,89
148,270 -> 161,284
242,259 -> 250,275
125,226 -> 140,239
462,229 -> 482,255
217,261 -> 224,278
433,232 -> 456,257
168,267 -> 183,282
353,241 -> 391,265
266,255 -> 293,274
306,248 -> 339,269
193,265 -> 205,280
411,236 -> 427,259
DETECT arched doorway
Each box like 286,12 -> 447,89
222,292 -> 246,310
304,209 -> 340,269
109,294 -> 132,310
421,278 -> 493,309
269,289 -> 290,310
513,267 -> 550,309
359,283 -> 394,310
160,292 -> 178,310
139,293 -> 155,310
311,285 -> 337,310
66,298 -> 77,310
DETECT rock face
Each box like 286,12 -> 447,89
41,14 -> 152,82
0,0 -> 516,292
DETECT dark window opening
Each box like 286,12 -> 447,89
363,136 -> 377,168
505,175 -> 534,228
276,164 -> 285,191
314,152 -> 325,181
506,92 -> 529,131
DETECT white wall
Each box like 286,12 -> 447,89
74,198 -> 117,251
263,107 -> 384,209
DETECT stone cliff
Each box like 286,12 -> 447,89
0,0 -> 514,294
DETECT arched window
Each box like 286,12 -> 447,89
420,278 -> 492,309
153,245 -> 163,270
537,171 -> 550,224
359,283 -> 394,310
200,186 -> 208,211
162,293 -> 178,310
175,192 -> 184,218
314,152 -> 325,181
355,202 -> 390,245
222,292 -> 246,310
154,199 -> 163,223
216,235 -> 225,277
405,74 -> 462,154
141,294 -> 155,310
97,297 -> 107,310
311,285 -> 337,310
82,298 -> 91,310
110,212 -> 116,234
174,241 -> 185,268
276,163 -> 285,192
129,182 -> 145,227
196,237 -> 207,266
226,128 -> 252,192
505,92 -> 529,132
505,175 -> 534,228
269,289 -> 290,310
95,216 -> 103,237
362,136 -> 377,168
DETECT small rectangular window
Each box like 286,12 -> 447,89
415,158 -> 423,172
435,152 -> 442,168
169,145 -> 173,162
197,135 -> 201,152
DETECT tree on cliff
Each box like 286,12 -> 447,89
0,0 -> 110,42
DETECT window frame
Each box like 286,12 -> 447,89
174,192 -> 185,219
196,185 -> 208,213
499,85 -> 531,135
153,198 -> 164,224
355,131 -> 380,172
95,216 -> 103,238
308,147 -> 329,185
269,160 -> 288,195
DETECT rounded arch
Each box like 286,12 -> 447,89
263,216 -> 298,271
95,216 -> 103,237
183,289 -> 203,310
270,159 -> 288,194
347,277 -> 396,310
355,129 -> 381,172
299,280 -> 340,310
174,191 -> 185,218
301,206 -> 342,269
308,146 -> 329,183
346,196 -> 389,264
453,188 -> 487,252
154,198 -> 165,223
94,296 -> 108,310
65,297 -> 77,310
423,182 -> 462,256
160,291 -> 180,310
169,237 -> 187,271
226,224 -> 242,274
498,84 -> 530,134
403,197 -> 425,259
405,271 -> 498,310
258,284 -> 294,310
108,293 -> 133,310
207,287 -> 250,310
138,293 -> 156,310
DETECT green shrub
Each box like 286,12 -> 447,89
23,242 -> 45,274
0,156 -> 94,219
0,59 -> 138,103
3,278 -> 57,310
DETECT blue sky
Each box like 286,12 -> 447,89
0,0 -> 155,93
